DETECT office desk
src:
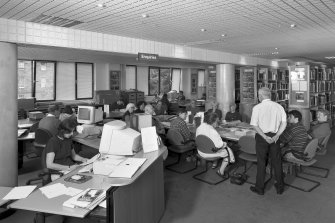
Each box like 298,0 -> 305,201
0,187 -> 12,207
217,124 -> 255,142
18,119 -> 37,129
10,139 -> 166,223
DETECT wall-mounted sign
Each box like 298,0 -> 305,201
289,65 -> 309,108
138,53 -> 159,61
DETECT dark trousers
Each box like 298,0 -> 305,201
255,133 -> 283,190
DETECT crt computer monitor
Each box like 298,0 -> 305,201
77,105 -> 103,125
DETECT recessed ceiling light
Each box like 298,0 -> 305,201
200,28 -> 206,32
290,23 -> 296,28
275,47 -> 278,50
221,34 -> 226,37
142,14 -> 149,18
97,3 -> 106,8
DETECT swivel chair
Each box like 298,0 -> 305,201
193,135 -> 229,185
165,129 -> 197,174
284,138 -> 329,192
316,133 -> 331,155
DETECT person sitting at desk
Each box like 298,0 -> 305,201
39,104 -> 61,136
170,109 -> 193,142
225,103 -> 242,122
122,103 -> 135,128
154,100 -> 167,115
134,101 -> 146,113
177,91 -> 186,101
196,112 -> 235,178
110,99 -> 125,111
279,110 -> 308,162
186,100 -> 200,116
207,101 -> 223,120
161,93 -> 170,109
145,104 -> 166,139
46,118 -> 87,172
59,105 -> 76,122
308,109 -> 331,144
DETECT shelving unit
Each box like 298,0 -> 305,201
235,68 -> 240,110
239,67 -> 257,122
207,65 -> 216,101
110,71 -> 120,90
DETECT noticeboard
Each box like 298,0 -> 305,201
289,65 -> 310,108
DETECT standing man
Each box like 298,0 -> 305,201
250,87 -> 287,195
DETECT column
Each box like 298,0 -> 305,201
0,42 -> 18,187
216,64 -> 235,119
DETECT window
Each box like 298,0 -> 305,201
171,68 -> 181,91
125,65 -> 137,90
34,61 -> 56,101
56,62 -> 75,100
18,60 -> 33,99
76,63 -> 94,99
148,67 -> 172,95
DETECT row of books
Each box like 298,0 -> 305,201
310,95 -> 333,106
310,69 -> 334,81
257,82 -> 277,91
310,81 -> 332,92
257,71 -> 278,81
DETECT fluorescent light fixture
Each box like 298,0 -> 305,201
142,14 -> 149,18
290,23 -> 296,28
97,3 -> 106,8
200,28 -> 206,32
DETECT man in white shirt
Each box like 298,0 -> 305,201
250,87 -> 287,195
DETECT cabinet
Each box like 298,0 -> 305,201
110,71 -> 120,90
120,90 -> 144,105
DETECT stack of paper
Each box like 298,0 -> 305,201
109,158 -> 146,178
63,188 -> 106,210
39,183 -> 82,199
3,186 -> 36,200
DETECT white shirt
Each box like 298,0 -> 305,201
250,99 -> 286,133
196,122 -> 224,148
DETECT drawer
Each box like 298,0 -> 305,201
136,92 -> 144,98
128,93 -> 137,99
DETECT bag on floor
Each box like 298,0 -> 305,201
230,173 -> 248,185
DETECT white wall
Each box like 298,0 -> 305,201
137,66 -> 149,95
95,63 -> 109,90
182,68 -> 192,100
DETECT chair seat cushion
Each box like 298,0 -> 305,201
196,153 -> 219,162
168,144 -> 195,154
239,152 -> 257,162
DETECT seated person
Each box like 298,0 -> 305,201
144,104 -> 166,137
225,104 -> 242,122
154,100 -> 167,115
151,93 -> 161,104
39,104 -> 61,136
186,100 -> 200,116
308,109 -> 331,144
177,91 -> 186,101
122,103 -> 135,128
46,118 -> 88,172
170,109 -> 193,142
196,112 -> 235,178
206,101 -> 223,120
279,110 -> 309,162
161,93 -> 170,109
59,105 -> 76,121
134,101 -> 146,113
201,93 -> 206,100
110,99 -> 125,111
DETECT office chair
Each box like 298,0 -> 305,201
24,121 -> 40,159
284,138 -> 329,192
316,134 -> 331,155
165,129 -> 197,174
193,135 -> 229,185
236,135 -> 272,185
26,128 -> 58,186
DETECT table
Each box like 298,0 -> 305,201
217,123 -> 256,142
10,138 -> 166,223
18,119 -> 37,129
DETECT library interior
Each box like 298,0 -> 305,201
1,1 -> 335,223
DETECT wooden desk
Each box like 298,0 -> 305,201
10,138 -> 166,223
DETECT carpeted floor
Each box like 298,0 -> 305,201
2,130 -> 335,223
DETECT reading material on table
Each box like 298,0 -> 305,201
141,126 -> 159,153
63,188 -> 106,210
109,157 -> 146,178
39,183 -> 82,199
3,186 -> 37,200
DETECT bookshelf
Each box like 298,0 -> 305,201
239,67 -> 257,122
207,65 -> 216,101
110,71 -> 120,90
235,68 -> 240,110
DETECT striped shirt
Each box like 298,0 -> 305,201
279,122 -> 308,159
170,117 -> 191,142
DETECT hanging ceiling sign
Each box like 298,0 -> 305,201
138,53 -> 159,61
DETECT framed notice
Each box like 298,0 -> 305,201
289,65 -> 309,108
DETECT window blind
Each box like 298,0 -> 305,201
76,63 -> 93,99
171,68 -> 181,91
56,62 -> 75,100
125,66 -> 136,90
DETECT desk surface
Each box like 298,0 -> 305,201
0,187 -> 12,207
10,146 -> 166,218
217,123 -> 255,141
18,132 -> 35,141
18,119 -> 37,129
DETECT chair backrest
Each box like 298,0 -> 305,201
29,121 -> 39,133
166,129 -> 184,146
304,138 -> 319,159
238,135 -> 256,154
34,128 -> 53,146
319,134 -> 331,149
195,135 -> 216,154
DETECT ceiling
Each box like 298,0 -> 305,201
1,0 -> 335,65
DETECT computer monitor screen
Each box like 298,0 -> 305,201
77,106 -> 94,124
78,107 -> 91,120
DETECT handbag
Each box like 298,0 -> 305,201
230,173 -> 248,185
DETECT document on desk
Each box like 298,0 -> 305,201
39,183 -> 82,199
109,158 -> 147,178
141,126 -> 159,153
3,186 -> 37,200
63,188 -> 106,210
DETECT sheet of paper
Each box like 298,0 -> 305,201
99,199 -> 106,208
3,186 -> 37,200
299,81 -> 307,91
141,127 -> 159,153
65,187 -> 83,196
80,153 -> 101,166
291,81 -> 299,91
39,183 -> 68,199
109,158 -> 146,178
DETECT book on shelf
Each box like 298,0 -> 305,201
63,188 -> 106,210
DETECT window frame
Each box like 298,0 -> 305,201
75,62 -> 94,100
33,60 -> 57,102
17,59 -> 34,99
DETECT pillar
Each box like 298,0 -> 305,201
216,64 -> 235,119
0,42 -> 18,186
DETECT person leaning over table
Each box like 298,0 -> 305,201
122,103 -> 136,128
279,110 -> 309,162
224,103 -> 242,122
196,112 -> 235,178
249,87 -> 287,195
46,118 -> 88,172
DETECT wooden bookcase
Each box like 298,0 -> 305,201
207,65 -> 216,101
235,68 -> 240,110
110,70 -> 120,90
